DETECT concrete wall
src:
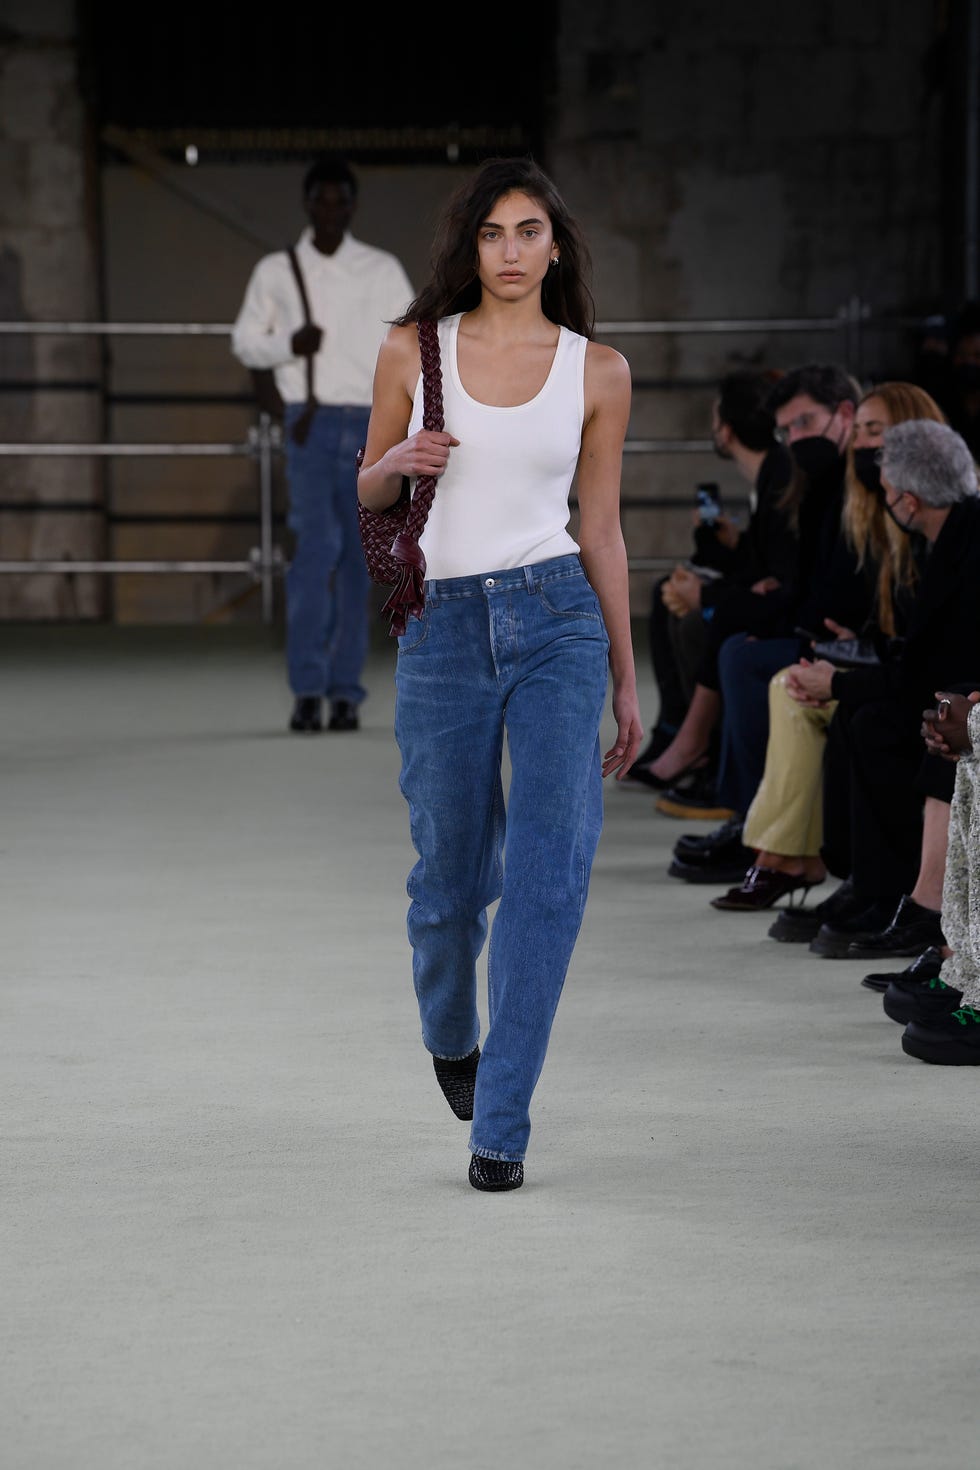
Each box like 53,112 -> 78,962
0,0 -> 948,622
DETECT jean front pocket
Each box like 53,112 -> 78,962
538,573 -> 604,624
396,601 -> 432,653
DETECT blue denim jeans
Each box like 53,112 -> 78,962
716,632 -> 802,815
394,555 -> 610,1162
283,404 -> 371,703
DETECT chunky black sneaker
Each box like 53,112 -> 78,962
883,973 -> 964,1024
901,1005 -> 980,1065
433,1045 -> 480,1120
469,1155 -> 524,1191
767,877 -> 860,944
808,897 -> 900,959
860,945 -> 945,994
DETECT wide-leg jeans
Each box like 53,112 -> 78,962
394,555 -> 609,1162
283,403 -> 371,704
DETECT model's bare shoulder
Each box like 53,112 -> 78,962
375,320 -> 422,396
587,338 -> 631,393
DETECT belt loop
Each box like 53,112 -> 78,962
524,564 -> 535,593
426,579 -> 439,606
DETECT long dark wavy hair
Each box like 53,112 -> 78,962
395,156 -> 596,338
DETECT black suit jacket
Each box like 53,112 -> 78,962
831,495 -> 980,720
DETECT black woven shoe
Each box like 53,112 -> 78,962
845,894 -> 945,960
433,1045 -> 480,1120
883,972 -> 963,1024
469,1155 -> 524,1191
902,1005 -> 980,1065
767,877 -> 860,944
860,945 -> 945,994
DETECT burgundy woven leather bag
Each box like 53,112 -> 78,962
356,318 -> 444,638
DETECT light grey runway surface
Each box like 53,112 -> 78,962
3,624 -> 976,1470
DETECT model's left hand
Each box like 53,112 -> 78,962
603,686 -> 644,780
784,657 -> 837,705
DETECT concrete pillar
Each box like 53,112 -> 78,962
0,0 -> 106,619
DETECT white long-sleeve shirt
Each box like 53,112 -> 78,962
230,228 -> 414,407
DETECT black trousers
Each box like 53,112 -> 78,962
821,697 -> 957,900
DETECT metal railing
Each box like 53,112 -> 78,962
0,298 -> 912,602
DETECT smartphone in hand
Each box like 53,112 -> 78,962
695,483 -> 722,525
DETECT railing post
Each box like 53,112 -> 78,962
249,412 -> 281,625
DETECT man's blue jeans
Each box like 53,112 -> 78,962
394,556 -> 609,1162
283,404 -> 371,703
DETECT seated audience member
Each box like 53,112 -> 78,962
884,688 -> 980,1066
705,383 -> 942,911
628,370 -> 794,810
663,362 -> 868,868
770,420 -> 980,961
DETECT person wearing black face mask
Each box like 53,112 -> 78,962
783,418 -> 980,963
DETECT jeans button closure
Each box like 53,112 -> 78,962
485,578 -> 495,587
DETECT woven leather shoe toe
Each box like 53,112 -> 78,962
469,1155 -> 524,1191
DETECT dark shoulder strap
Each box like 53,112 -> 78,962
286,247 -> 313,325
286,247 -> 315,410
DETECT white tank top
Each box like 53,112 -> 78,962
410,312 -> 585,580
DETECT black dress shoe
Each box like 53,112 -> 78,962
289,696 -> 323,733
621,762 -> 671,791
327,699 -> 359,731
901,1005 -> 980,1065
668,854 -> 757,884
710,866 -> 821,911
808,896 -> 902,959
860,945 -> 946,994
767,876 -> 859,944
882,971 -> 962,1024
845,894 -> 945,960
674,815 -> 746,862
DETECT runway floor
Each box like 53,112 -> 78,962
2,622 -> 976,1470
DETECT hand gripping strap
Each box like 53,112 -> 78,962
381,318 -> 445,637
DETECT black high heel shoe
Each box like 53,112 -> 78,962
709,866 -> 823,912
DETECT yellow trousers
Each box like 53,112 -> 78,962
742,667 -> 837,858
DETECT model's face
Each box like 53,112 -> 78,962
476,190 -> 556,297
851,395 -> 890,450
305,181 -> 355,245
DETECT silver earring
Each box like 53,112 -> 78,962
550,256 -> 559,267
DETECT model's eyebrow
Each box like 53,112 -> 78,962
480,216 -> 547,229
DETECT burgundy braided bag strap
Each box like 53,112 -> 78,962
356,318 -> 444,637
380,317 -> 444,636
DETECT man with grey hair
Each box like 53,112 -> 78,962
781,417 -> 980,960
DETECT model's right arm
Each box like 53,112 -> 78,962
358,324 -> 459,513
230,259 -> 294,370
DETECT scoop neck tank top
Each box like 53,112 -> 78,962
409,312 -> 587,580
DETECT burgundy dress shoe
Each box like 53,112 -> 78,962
710,866 -> 821,912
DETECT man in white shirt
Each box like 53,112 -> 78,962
231,154 -> 414,732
